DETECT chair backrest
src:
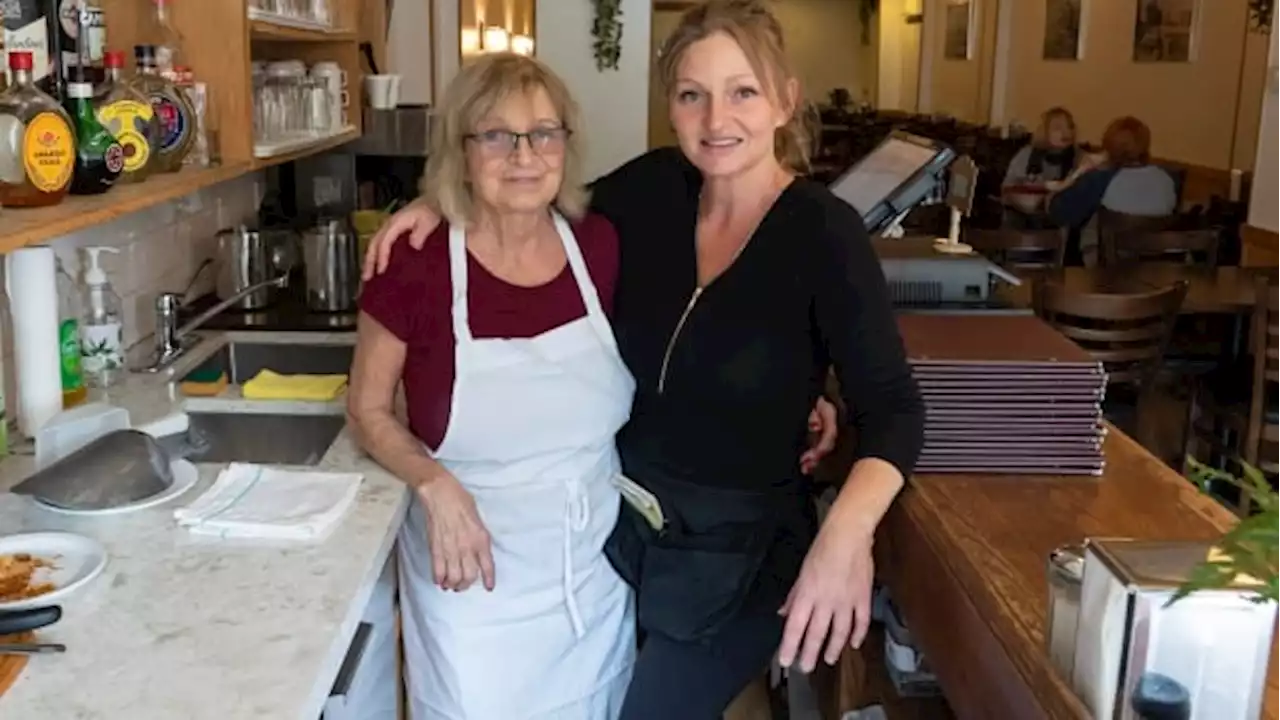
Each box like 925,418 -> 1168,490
963,227 -> 1067,270
1244,275 -> 1279,483
1096,208 -> 1180,265
1035,281 -> 1188,388
1102,227 -> 1221,267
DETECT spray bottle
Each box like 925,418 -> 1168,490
80,246 -> 124,388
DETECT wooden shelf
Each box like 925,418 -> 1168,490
0,164 -> 253,255
252,128 -> 360,169
250,18 -> 356,42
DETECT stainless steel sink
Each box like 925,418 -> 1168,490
181,342 -> 354,385
184,412 -> 346,465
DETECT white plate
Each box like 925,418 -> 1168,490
0,532 -> 108,611
33,459 -> 199,517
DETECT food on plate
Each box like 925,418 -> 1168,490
0,553 -> 56,602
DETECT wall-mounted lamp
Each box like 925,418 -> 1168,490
482,24 -> 511,52
510,34 -> 535,56
461,27 -> 481,55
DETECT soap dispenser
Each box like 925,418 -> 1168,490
80,246 -> 125,388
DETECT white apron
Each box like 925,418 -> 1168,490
398,214 -> 637,720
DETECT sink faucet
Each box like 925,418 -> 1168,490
139,274 -> 290,373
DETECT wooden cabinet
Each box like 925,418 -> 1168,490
0,0 -> 370,254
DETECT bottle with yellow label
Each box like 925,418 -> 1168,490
94,49 -> 158,183
0,50 -> 75,207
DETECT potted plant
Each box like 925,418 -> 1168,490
1170,457 -> 1278,605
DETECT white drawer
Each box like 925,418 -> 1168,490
322,554 -> 400,720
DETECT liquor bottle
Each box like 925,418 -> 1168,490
1,0 -> 62,97
131,43 -> 192,172
151,0 -> 182,80
64,67 -> 121,194
56,0 -> 106,88
95,49 -> 158,182
0,50 -> 75,207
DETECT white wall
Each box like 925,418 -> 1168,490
386,0 -> 435,105
536,0 -> 651,179
1,176 -> 262,418
1247,29 -> 1278,234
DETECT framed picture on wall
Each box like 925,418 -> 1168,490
1133,0 -> 1198,62
944,0 -> 973,60
1043,0 -> 1085,60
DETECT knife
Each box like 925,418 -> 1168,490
0,643 -> 66,655
0,606 -> 62,636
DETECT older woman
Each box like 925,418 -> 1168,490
346,54 -> 636,718
1002,106 -> 1078,191
363,2 -> 924,717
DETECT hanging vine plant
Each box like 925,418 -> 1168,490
858,0 -> 879,46
591,0 -> 624,71
1248,0 -> 1274,32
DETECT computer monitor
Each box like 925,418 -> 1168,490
828,131 -> 956,235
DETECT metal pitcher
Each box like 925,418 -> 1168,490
215,225 -> 296,310
301,217 -> 360,312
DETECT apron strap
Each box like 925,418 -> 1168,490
551,213 -> 621,354
447,224 -> 474,345
449,214 -> 622,359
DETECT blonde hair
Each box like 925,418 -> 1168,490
424,53 -> 589,226
1033,106 -> 1076,149
657,0 -> 816,174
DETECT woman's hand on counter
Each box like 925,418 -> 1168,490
362,198 -> 442,280
777,457 -> 905,672
417,474 -> 496,592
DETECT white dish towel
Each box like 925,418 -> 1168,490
175,463 -> 363,541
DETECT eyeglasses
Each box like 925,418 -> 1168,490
464,127 -> 571,157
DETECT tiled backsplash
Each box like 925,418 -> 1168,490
1,172 -> 265,418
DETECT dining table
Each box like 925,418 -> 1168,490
999,264 -> 1263,315
833,426 -> 1278,720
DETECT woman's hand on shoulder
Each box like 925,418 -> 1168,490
361,199 -> 443,280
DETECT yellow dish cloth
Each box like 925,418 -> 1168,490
241,369 -> 349,401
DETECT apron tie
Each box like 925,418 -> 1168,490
562,478 -> 590,638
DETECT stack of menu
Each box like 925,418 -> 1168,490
897,315 -> 1107,475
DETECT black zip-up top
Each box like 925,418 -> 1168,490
590,148 -> 924,494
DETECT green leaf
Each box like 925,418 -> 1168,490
1168,456 -> 1279,607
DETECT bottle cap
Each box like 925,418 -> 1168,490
82,247 -> 120,287
104,50 -> 126,69
8,52 -> 33,72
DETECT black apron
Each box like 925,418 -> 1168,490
604,469 -> 816,644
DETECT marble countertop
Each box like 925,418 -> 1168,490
0,331 -> 412,720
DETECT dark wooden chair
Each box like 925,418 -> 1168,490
963,227 -> 1067,270
1036,281 -> 1188,439
1102,227 -> 1221,267
1035,280 -> 1188,394
1095,208 -> 1181,266
1185,276 -> 1279,513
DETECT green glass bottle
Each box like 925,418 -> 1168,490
63,69 -> 123,195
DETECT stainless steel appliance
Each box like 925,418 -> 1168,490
1069,539 -> 1277,720
302,218 -> 360,312
215,226 -> 297,310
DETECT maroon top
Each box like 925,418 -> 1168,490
358,214 -> 620,450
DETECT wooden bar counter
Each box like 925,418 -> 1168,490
836,427 -> 1279,720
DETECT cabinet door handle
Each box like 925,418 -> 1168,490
329,622 -> 373,698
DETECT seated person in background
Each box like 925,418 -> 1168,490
1046,115 -> 1176,225
1002,106 -> 1078,193
1046,116 -> 1177,262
